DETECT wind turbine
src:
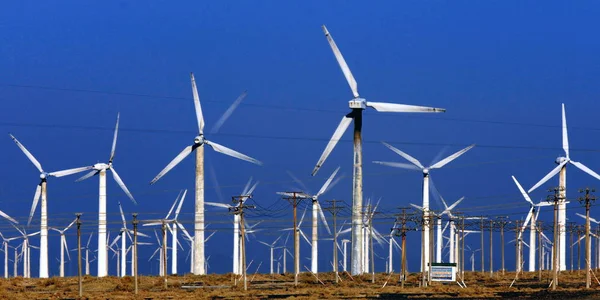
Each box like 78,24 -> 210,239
375,143 -> 473,270
50,218 -> 76,277
285,167 -> 340,274
528,103 -> 600,271
9,134 -> 90,278
258,235 -> 283,275
75,113 -> 136,277
281,206 -> 312,277
149,73 -> 261,275
143,190 -> 188,275
0,233 -> 9,278
10,226 -> 39,278
512,176 -> 553,272
438,195 -> 464,264
205,178 -> 258,275
312,25 -> 446,275
72,233 -> 94,275
177,220 -> 216,274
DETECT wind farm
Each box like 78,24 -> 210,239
2,1 -> 600,299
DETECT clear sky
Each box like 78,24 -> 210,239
1,1 -> 600,276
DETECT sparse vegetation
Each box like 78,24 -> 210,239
0,271 -> 599,299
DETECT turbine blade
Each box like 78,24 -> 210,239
110,167 -> 136,204
528,160 -> 567,193
64,218 -> 77,232
87,233 -> 93,247
299,229 -> 312,246
204,231 -> 216,242
205,202 -> 231,209
445,197 -> 465,213
176,222 -> 193,241
174,189 -> 187,219
109,112 -> 119,163
210,91 -> 247,134
511,176 -> 535,206
562,103 -> 569,159
0,210 -> 18,224
317,202 -> 331,235
430,144 -> 475,169
205,140 -> 262,165
241,177 -> 253,196
372,161 -> 421,170
190,73 -> 205,134
9,134 -> 43,173
316,166 -> 340,197
246,181 -> 259,197
298,206 -> 308,227
366,102 -> 445,113
518,207 -> 534,240
410,203 -> 423,211
570,161 -> 600,181
75,170 -> 99,182
118,201 -> 127,228
63,237 -> 71,261
28,184 -> 41,226
381,142 -> 424,169
321,25 -> 358,98
150,145 -> 195,185
312,115 -> 352,176
49,166 -> 93,178
165,190 -> 182,220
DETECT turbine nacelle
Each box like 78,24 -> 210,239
194,135 -> 205,145
39,173 -> 47,180
93,163 -> 109,171
555,156 -> 568,165
422,168 -> 430,175
348,98 -> 366,109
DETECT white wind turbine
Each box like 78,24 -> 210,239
258,235 -> 283,275
10,225 -> 39,278
75,113 -> 136,277
512,176 -> 553,272
205,178 -> 258,275
284,167 -> 340,274
9,134 -> 91,278
143,189 -> 188,275
0,233 -> 9,278
280,206 -> 312,276
71,233 -> 94,275
528,103 -> 600,271
50,218 -> 76,277
438,195 -> 464,264
312,25 -> 446,275
374,143 -> 473,270
150,73 -> 261,275
113,201 -> 150,277
178,222 -> 216,274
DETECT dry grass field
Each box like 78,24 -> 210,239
2,271 -> 600,299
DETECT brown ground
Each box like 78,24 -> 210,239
3,271 -> 600,299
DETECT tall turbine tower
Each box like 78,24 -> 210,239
9,134 -> 91,278
150,73 -> 262,275
312,25 -> 446,275
373,143 -> 473,271
76,113 -> 137,277
527,103 -> 600,271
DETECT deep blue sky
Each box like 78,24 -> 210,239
1,1 -> 600,276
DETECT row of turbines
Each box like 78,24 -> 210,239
1,24 -> 600,286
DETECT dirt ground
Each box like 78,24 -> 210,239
2,271 -> 600,299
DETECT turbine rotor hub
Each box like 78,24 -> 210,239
348,98 -> 366,109
423,168 -> 430,175
40,173 -> 47,180
194,135 -> 205,145
556,157 -> 568,164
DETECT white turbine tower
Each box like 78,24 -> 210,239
258,235 -> 283,275
75,113 -> 136,277
50,218 -> 77,277
374,143 -> 473,271
150,73 -> 261,275
312,25 -> 446,275
9,134 -> 91,278
512,176 -> 553,272
284,167 -> 340,274
527,103 -> 600,271
438,195 -> 464,264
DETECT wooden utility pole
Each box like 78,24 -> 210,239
231,195 -> 255,291
579,187 -> 596,288
76,214 -> 82,298
547,186 -> 564,290
496,216 -> 509,276
133,213 -> 138,295
281,192 -> 306,286
161,220 -> 168,289
324,200 -> 344,284
395,207 -> 411,288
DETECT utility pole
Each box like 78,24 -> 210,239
395,207 -> 411,288
133,213 -> 138,295
232,195 -> 255,291
489,219 -> 494,277
569,222 -> 576,272
578,225 -> 583,273
76,213 -> 82,298
161,220 -> 168,290
579,187 -> 596,289
370,207 -> 376,283
547,186 -> 564,290
281,192 -> 306,286
515,220 -> 521,277
496,216 -> 508,276
480,216 -> 486,274
324,200 -> 344,284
